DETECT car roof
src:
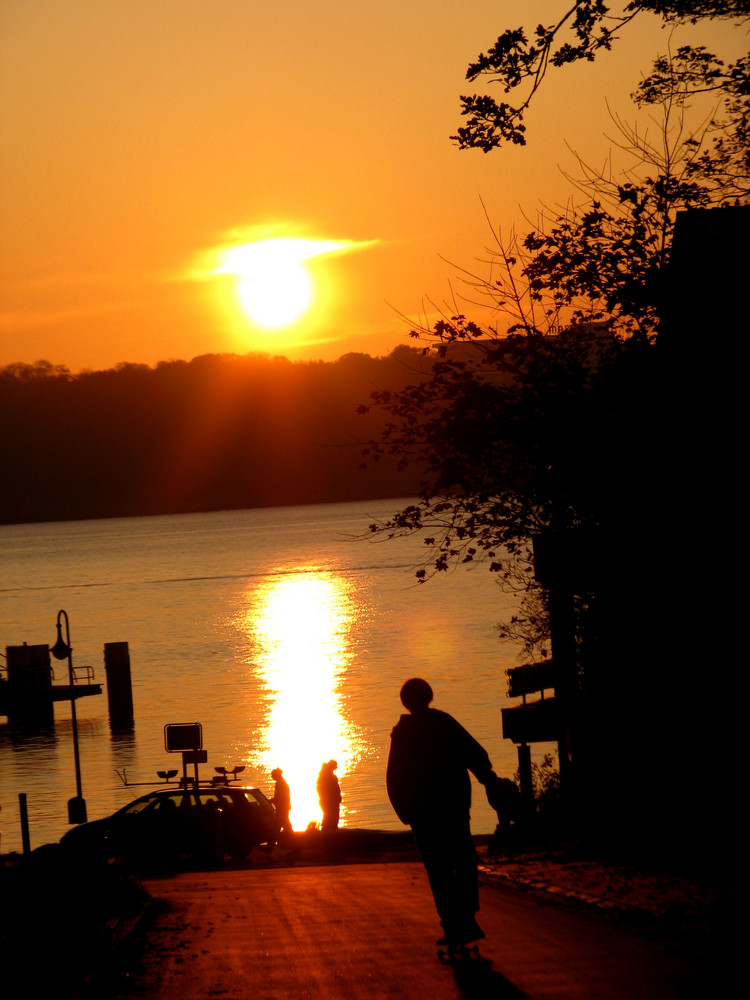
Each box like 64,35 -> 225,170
115,785 -> 267,809
130,784 -> 261,797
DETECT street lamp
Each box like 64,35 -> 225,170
51,609 -> 87,824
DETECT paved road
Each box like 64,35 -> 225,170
117,861 -> 717,999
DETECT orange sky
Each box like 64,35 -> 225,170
0,2 -> 743,372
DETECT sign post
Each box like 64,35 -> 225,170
164,723 -> 206,789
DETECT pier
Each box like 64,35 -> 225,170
0,643 -> 102,726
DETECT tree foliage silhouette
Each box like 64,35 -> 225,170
453,1 -> 749,154
363,2 -> 747,595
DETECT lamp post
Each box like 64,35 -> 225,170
51,609 -> 87,824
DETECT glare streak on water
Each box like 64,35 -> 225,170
0,500 -> 541,855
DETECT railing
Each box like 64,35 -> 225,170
72,664 -> 95,684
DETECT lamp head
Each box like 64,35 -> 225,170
50,620 -> 72,660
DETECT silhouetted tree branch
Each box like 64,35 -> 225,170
453,1 -> 749,152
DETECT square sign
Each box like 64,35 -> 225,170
164,722 -> 203,753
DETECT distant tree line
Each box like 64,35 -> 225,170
0,348 -> 430,525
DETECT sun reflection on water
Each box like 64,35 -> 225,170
237,572 -> 360,829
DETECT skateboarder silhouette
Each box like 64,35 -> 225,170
386,677 -> 500,950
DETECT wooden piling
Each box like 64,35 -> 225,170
103,641 -> 134,729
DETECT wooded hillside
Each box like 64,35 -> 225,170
0,349 -> 429,525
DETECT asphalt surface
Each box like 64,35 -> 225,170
109,858 -> 723,1000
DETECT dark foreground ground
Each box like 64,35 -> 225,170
0,829 -> 742,999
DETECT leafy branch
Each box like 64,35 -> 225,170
452,1 -> 749,151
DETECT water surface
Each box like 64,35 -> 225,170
1,499 -> 542,854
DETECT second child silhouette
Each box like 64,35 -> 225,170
316,760 -> 342,831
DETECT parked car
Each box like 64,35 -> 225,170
60,785 -> 279,864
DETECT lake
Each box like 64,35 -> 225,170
0,499 -> 546,855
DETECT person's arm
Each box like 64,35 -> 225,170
445,713 -> 495,786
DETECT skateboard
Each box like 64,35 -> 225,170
437,940 -> 481,962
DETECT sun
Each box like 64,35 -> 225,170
212,237 -> 351,329
238,256 -> 311,327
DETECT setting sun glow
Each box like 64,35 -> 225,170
212,237 -> 354,329
237,572 -> 363,829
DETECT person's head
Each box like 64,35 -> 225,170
271,768 -> 282,780
328,759 -> 338,771
400,677 -> 433,713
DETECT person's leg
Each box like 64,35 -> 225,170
452,817 -> 480,922
412,822 -> 462,940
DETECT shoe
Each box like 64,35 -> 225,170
460,919 -> 485,944
437,920 -> 461,947
438,913 -> 486,946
